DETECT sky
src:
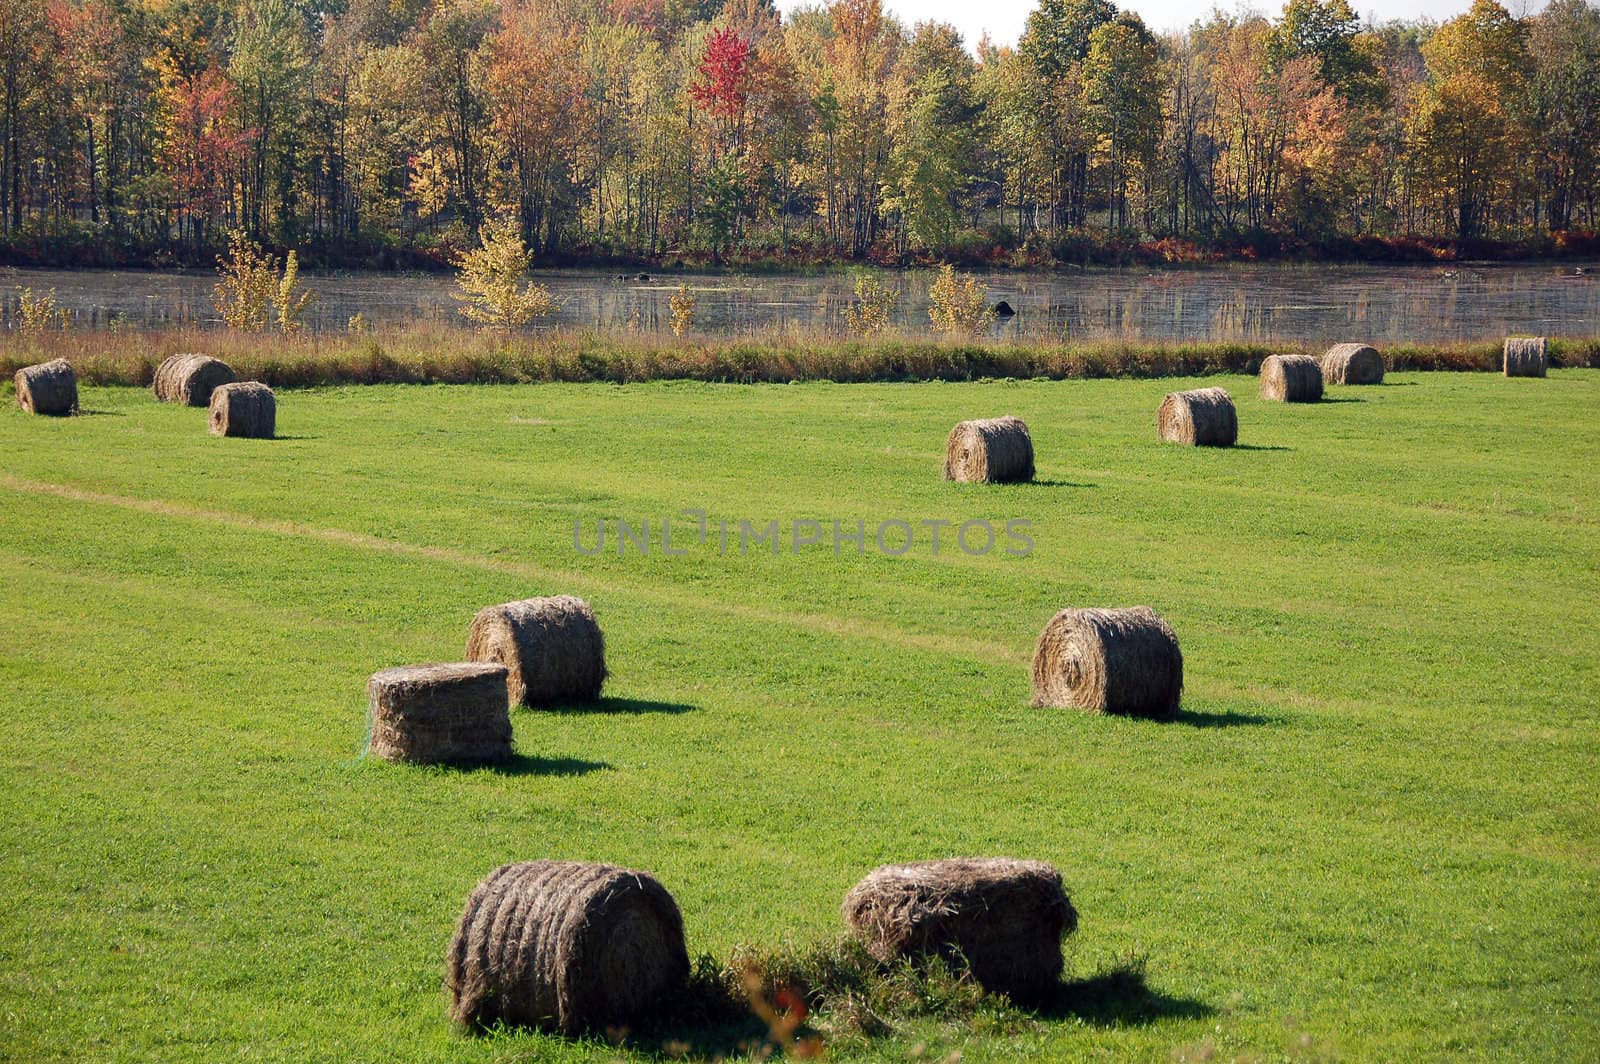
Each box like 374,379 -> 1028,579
775,0 -> 1553,48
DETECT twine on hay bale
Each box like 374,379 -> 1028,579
1259,354 -> 1323,402
1320,343 -> 1384,385
208,381 -> 275,438
13,359 -> 77,416
1503,337 -> 1547,378
447,860 -> 690,1034
466,595 -> 607,707
153,353 -> 236,405
1032,606 -> 1183,718
367,662 -> 512,764
841,857 -> 1076,1002
1156,387 -> 1236,446
943,416 -> 1034,484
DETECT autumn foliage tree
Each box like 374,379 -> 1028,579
688,26 -> 753,256
690,27 -> 751,127
158,69 -> 250,247
1,0 -> 1597,267
486,2 -> 588,252
1408,0 -> 1529,239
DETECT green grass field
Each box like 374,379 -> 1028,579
2,371 -> 1597,1062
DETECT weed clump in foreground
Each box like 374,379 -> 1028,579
612,940 -> 1202,1059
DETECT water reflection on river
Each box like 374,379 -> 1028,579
2,263 -> 1595,342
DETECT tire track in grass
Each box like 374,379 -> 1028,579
0,473 -> 1025,667
1,475 -> 1559,728
8,474 -> 1585,732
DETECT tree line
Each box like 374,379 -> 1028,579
2,0 -> 1598,268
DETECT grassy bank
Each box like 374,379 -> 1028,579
6,325 -> 1600,388
1,373 -> 1597,1060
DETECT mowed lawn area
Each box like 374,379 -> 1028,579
1,371 -> 1597,1062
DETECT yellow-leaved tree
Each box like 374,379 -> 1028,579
274,251 -> 315,333
454,218 -> 560,329
1406,0 -> 1530,240
214,231 -> 278,331
844,272 -> 898,336
214,231 -> 317,333
927,264 -> 994,336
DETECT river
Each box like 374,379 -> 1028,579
2,262 -> 1595,343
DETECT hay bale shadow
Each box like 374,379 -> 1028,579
540,697 -> 696,716
1317,396 -> 1365,404
1169,708 -> 1279,728
1018,479 -> 1096,489
607,957 -> 778,1061
485,754 -> 610,777
1034,961 -> 1214,1026
1230,444 -> 1290,452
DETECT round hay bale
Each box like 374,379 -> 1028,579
1260,352 -> 1324,403
1260,354 -> 1323,402
153,353 -> 236,405
208,381 -> 275,438
367,662 -> 512,765
1503,337 -> 1547,378
1031,606 -> 1182,718
1320,343 -> 1384,385
841,857 -> 1076,1002
943,416 -> 1034,484
1157,387 -> 1236,446
447,860 -> 690,1034
13,359 -> 77,416
466,596 -> 607,707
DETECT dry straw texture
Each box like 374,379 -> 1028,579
1032,606 -> 1183,718
13,359 -> 78,416
842,857 -> 1076,1002
1320,343 -> 1384,385
1156,387 -> 1237,446
1260,353 -> 1324,402
447,860 -> 690,1034
208,381 -> 276,438
1503,337 -> 1548,378
943,416 -> 1034,483
153,353 -> 237,405
367,662 -> 512,765
466,595 -> 607,707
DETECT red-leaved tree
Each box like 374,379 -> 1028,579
159,69 -> 251,245
689,27 -> 751,124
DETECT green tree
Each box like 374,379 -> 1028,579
1020,0 -> 1116,79
1269,0 -> 1386,106
1082,13 -> 1163,234
1019,0 -> 1114,230
887,22 -> 980,253
0,0 -> 53,231
1527,0 -> 1600,231
698,152 -> 744,261
229,0 -> 312,240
